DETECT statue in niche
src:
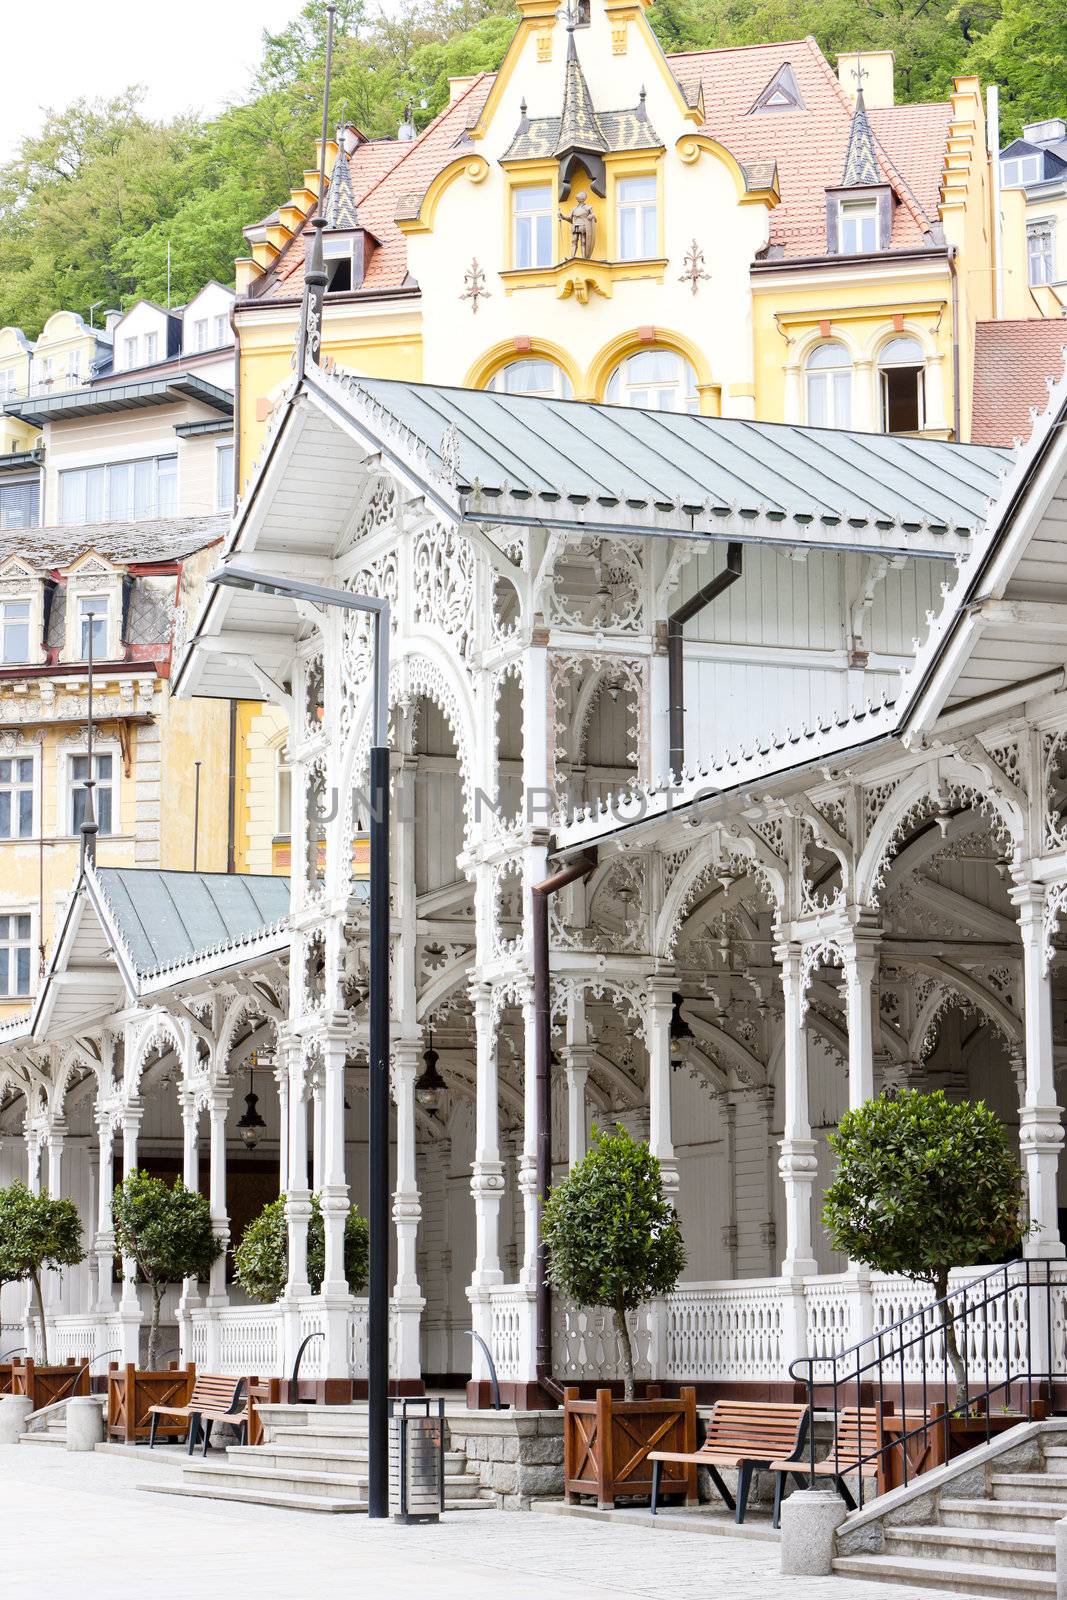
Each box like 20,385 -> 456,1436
560,191 -> 596,261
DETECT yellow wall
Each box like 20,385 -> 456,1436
233,700 -> 288,874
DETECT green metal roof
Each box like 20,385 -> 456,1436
93,868 -> 290,977
337,374 -> 1011,542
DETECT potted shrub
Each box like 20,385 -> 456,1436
823,1089 -> 1029,1410
112,1169 -> 222,1370
542,1123 -> 694,1507
0,1181 -> 84,1364
234,1193 -> 369,1300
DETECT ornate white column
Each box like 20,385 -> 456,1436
1013,883 -> 1065,1258
777,944 -> 818,1278
841,928 -> 880,1111
274,1058 -> 290,1194
469,983 -> 504,1289
281,1031 -> 312,1374
392,1038 -> 424,1381
311,1075 -> 325,1194
317,1029 -> 352,1380
177,1092 -> 202,1344
206,1087 -> 232,1305
44,1119 -> 67,1318
563,988 -> 591,1168
116,1102 -> 144,1361
94,1112 -> 116,1315
645,978 -> 678,1199
25,1124 -> 42,1194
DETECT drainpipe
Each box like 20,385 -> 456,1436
667,543 -> 743,776
534,849 -> 597,1401
948,246 -> 962,441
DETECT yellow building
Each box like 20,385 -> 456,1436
0,355 -> 237,1019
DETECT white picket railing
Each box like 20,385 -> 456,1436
552,1299 -> 653,1382
665,1279 -> 786,1382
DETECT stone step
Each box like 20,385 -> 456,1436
142,1482 -> 367,1514
18,1433 -> 64,1447
226,1444 -> 469,1475
991,1472 -> 1067,1503
884,1525 -> 1055,1573
268,1428 -> 371,1451
832,1553 -> 1055,1597
181,1461 -> 490,1506
940,1496 -> 1067,1534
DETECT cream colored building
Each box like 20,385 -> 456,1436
998,118 -> 1067,316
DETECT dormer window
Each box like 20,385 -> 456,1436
1002,153 -> 1043,188
124,336 -> 139,368
0,599 -> 30,663
144,331 -> 158,364
324,236 -> 354,292
193,319 -> 209,351
78,594 -> 109,660
840,197 -> 877,254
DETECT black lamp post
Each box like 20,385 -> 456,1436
208,561 -> 391,1519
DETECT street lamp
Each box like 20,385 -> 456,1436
208,560 -> 391,1520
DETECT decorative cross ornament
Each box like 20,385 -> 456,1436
461,258 -> 491,314
679,239 -> 710,295
852,63 -> 869,89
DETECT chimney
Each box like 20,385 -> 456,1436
104,309 -> 122,336
449,75 -> 478,104
837,51 -> 895,109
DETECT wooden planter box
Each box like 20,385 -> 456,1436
10,1358 -> 89,1410
564,1385 -> 698,1509
107,1364 -> 197,1444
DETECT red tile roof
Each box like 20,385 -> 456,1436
248,34 -> 951,302
671,37 -> 945,257
972,320 -> 1067,445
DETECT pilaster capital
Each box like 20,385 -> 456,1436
1010,879 -> 1046,918
121,1100 -> 144,1135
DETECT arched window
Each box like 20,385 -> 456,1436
605,349 -> 698,413
878,336 -> 925,434
805,342 -> 852,429
486,359 -> 573,399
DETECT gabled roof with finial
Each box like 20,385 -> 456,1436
840,82 -> 881,187
324,139 -> 360,229
502,25 -> 659,163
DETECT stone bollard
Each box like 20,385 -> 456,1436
779,1488 -> 848,1576
1055,1512 -> 1067,1599
0,1395 -> 34,1444
65,1396 -> 105,1452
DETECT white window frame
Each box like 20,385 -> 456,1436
606,349 -> 699,413
33,355 -> 53,389
512,184 -> 554,270
617,175 -> 658,261
0,908 -> 34,998
274,746 -> 292,838
0,478 -> 40,531
0,752 -> 36,840
0,596 -> 32,663
58,453 -> 178,526
0,368 -> 16,400
839,197 -> 878,254
214,313 -> 229,347
1028,220 -> 1055,286
64,744 -> 119,839
144,330 -> 158,365
76,593 -> 110,661
123,336 -> 139,369
486,359 -> 573,398
804,343 -> 853,429
215,442 -> 235,511
878,337 -> 926,434
1002,153 -> 1043,188
67,349 -> 81,388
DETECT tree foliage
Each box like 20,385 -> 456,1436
822,1090 -> 1028,1403
542,1124 -> 685,1399
112,1170 -> 221,1370
0,1181 -> 84,1363
234,1193 -> 370,1304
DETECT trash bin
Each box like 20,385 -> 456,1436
389,1397 -> 445,1523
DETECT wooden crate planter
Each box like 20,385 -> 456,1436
10,1358 -> 89,1410
107,1364 -> 197,1444
564,1385 -> 698,1509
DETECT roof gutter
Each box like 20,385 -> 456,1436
668,542 -> 742,776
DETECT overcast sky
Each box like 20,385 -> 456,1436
0,0 -> 313,161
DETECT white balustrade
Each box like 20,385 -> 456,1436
665,1280 -> 785,1382
49,1316 -> 103,1366
552,1299 -> 653,1382
216,1306 -> 283,1376
804,1276 -> 857,1362
486,1286 -> 531,1381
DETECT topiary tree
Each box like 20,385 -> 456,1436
822,1089 -> 1029,1406
542,1124 -> 686,1400
234,1194 -> 369,1303
112,1170 -> 222,1369
0,1182 -> 84,1363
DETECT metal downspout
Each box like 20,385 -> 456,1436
533,849 -> 598,1402
667,542 -> 743,775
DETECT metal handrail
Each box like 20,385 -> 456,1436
70,1348 -> 124,1396
789,1259 -> 1059,1512
466,1330 -> 506,1411
289,1331 -> 325,1405
0,1347 -> 26,1362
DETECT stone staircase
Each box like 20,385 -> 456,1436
143,1405 -> 497,1514
833,1432 -> 1067,1596
18,1404 -> 69,1446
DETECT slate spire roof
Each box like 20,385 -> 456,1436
554,22 -> 607,157
324,139 -> 360,229
840,83 -> 881,187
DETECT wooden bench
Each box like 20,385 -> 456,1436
148,1375 -> 248,1455
649,1400 -> 810,1527
772,1405 -> 886,1509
